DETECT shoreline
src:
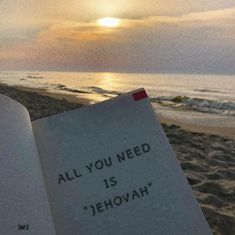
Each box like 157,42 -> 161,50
160,117 -> 235,140
4,82 -> 235,140
0,83 -> 82,120
13,84 -> 93,105
0,83 -> 235,235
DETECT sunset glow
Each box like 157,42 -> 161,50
1,1 -> 235,73
98,17 -> 120,27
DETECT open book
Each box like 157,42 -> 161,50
0,88 -> 212,235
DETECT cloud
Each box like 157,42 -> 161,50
1,4 -> 235,73
34,6 -> 235,43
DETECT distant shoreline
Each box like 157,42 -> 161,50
13,84 -> 92,105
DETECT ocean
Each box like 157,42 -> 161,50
1,71 -> 235,116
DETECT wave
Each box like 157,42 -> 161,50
26,75 -> 44,79
53,84 -> 90,94
87,86 -> 123,96
150,96 -> 235,116
47,84 -> 235,117
194,89 -> 224,94
85,87 -> 235,116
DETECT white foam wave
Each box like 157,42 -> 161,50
150,96 -> 235,116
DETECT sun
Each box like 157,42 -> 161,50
98,17 -> 120,27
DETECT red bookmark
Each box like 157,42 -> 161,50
132,89 -> 148,101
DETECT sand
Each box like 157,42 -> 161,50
165,125 -> 235,235
0,84 -> 82,120
0,83 -> 235,235
152,103 -> 235,141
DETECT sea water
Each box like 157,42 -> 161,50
1,71 -> 235,115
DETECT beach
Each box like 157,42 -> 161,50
0,83 -> 234,235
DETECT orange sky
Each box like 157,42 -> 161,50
1,1 -> 235,74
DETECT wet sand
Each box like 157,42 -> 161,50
153,103 -> 235,140
0,83 -> 234,235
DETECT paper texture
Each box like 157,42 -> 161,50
0,94 -> 56,235
33,89 -> 212,235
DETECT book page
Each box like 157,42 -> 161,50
0,94 -> 56,235
33,89 -> 212,235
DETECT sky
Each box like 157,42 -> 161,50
1,0 -> 235,74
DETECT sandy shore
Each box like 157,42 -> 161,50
152,103 -> 235,141
0,84 -> 82,120
0,83 -> 235,235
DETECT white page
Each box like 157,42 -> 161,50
0,94 -> 56,235
33,88 -> 212,235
